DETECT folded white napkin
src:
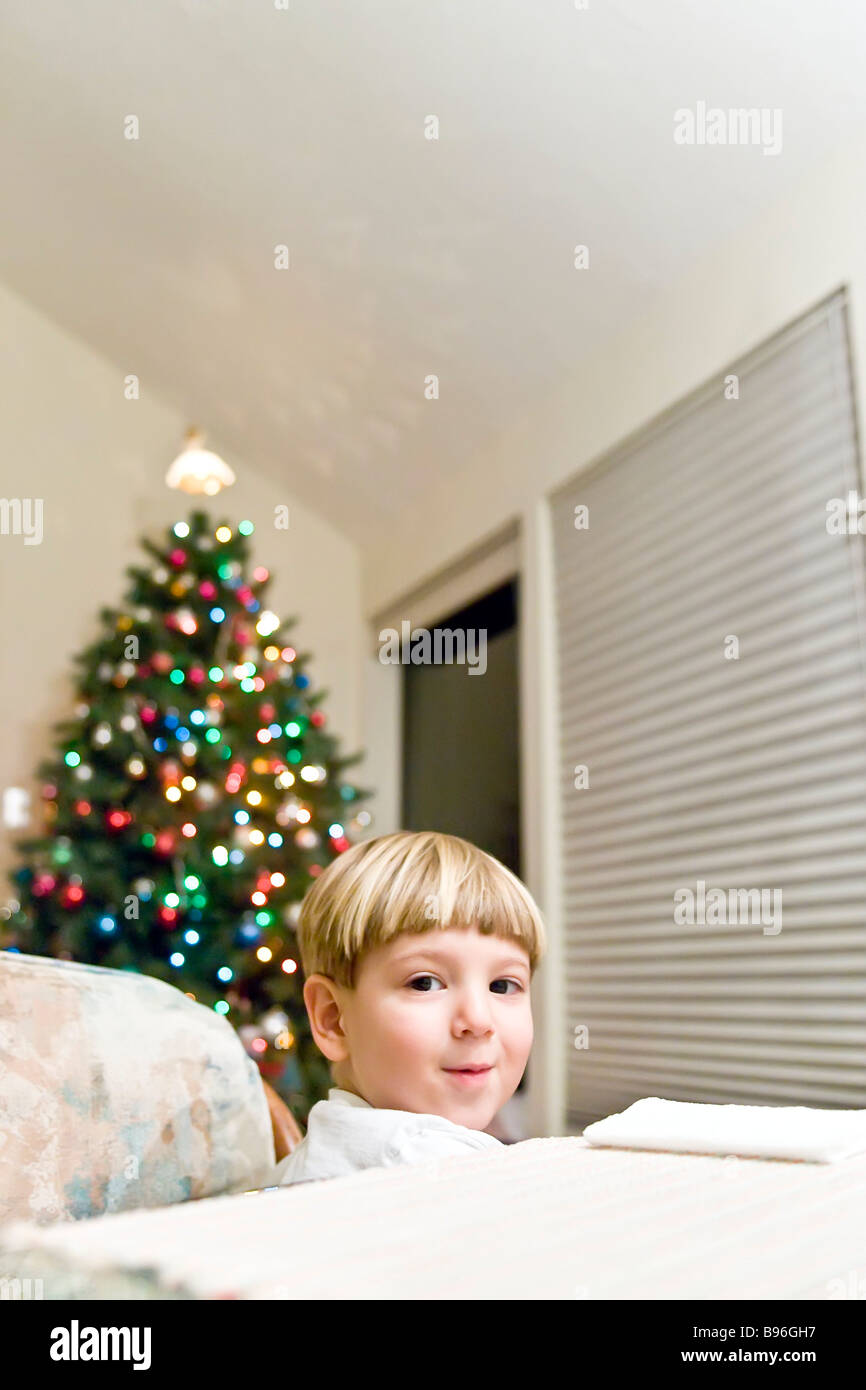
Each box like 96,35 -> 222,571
581,1097 -> 866,1163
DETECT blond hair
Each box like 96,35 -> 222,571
295,830 -> 546,989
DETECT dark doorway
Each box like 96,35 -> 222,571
401,579 -> 520,876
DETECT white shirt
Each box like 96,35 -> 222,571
271,1087 -> 504,1186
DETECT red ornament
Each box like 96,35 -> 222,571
61,884 -> 85,908
155,830 -> 175,855
311,710 -> 325,728
169,548 -> 187,568
237,587 -> 254,605
158,906 -> 178,925
188,667 -> 206,685
140,704 -> 158,724
33,873 -> 57,896
151,653 -> 172,674
253,567 -> 268,583
199,580 -> 218,600
260,703 -> 276,721
75,800 -> 92,816
256,1058 -> 284,1080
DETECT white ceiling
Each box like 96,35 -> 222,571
2,0 -> 865,545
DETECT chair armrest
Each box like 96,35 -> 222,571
0,951 -> 278,1224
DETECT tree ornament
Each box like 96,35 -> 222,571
195,782 -> 217,807
258,1008 -> 290,1044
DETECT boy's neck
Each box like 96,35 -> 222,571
332,1062 -> 363,1101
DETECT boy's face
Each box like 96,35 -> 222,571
317,924 -> 533,1129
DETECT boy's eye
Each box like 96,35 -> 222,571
407,975 -> 523,994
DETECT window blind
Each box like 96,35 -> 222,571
550,290 -> 866,1131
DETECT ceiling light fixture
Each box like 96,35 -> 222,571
165,427 -> 236,496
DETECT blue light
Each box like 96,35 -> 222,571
268,722 -> 282,738
190,710 -> 205,725
176,727 -> 190,741
98,916 -> 116,933
295,674 -> 309,689
217,966 -> 233,982
184,930 -> 200,945
170,953 -> 185,967
240,923 -> 260,940
234,810 -> 250,825
164,715 -> 178,730
229,849 -> 245,864
210,607 -> 226,623
267,832 -> 283,848
153,737 -> 167,752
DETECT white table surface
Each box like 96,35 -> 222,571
2,1135 -> 866,1300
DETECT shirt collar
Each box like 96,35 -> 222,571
328,1086 -> 373,1108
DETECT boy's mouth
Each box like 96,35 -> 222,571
447,1067 -> 494,1089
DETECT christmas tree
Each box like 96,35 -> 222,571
2,508 -> 372,1124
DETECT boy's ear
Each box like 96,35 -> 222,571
302,973 -> 350,1064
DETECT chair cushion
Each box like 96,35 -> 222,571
0,952 -> 275,1225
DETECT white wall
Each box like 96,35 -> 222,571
358,137 -> 866,1135
0,278 -> 365,885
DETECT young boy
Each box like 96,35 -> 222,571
272,829 -> 547,1185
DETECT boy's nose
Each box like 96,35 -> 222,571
451,990 -> 495,1033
